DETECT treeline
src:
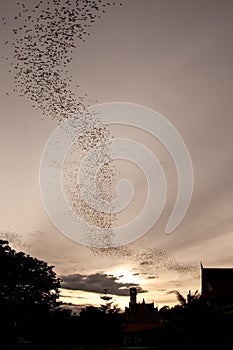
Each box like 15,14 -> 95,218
159,290 -> 233,349
1,239 -> 233,350
0,240 -> 125,349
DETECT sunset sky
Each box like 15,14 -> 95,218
0,0 -> 233,311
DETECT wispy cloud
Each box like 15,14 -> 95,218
0,229 -> 29,249
165,290 -> 178,295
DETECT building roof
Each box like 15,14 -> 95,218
126,301 -> 159,324
201,267 -> 233,294
123,299 -> 162,335
201,266 -> 233,305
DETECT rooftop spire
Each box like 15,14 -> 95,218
130,287 -> 137,305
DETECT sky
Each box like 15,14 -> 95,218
0,0 -> 233,311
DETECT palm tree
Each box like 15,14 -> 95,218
175,291 -> 187,307
175,290 -> 200,308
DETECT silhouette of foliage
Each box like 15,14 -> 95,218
175,291 -> 187,307
159,289 -> 233,350
175,289 -> 200,308
0,239 -> 61,348
0,240 -> 60,308
100,288 -> 120,314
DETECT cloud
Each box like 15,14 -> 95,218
0,229 -> 29,249
147,275 -> 158,279
60,294 -> 86,299
165,290 -> 178,295
32,230 -> 47,236
60,272 -> 147,296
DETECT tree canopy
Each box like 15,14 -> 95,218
0,239 -> 61,309
0,240 -> 62,347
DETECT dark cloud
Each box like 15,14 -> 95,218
60,272 -> 147,296
60,294 -> 86,299
147,275 -> 158,279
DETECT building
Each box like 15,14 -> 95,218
200,263 -> 233,314
121,288 -> 163,346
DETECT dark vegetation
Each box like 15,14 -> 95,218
159,290 -> 233,349
1,239 -> 233,350
0,240 -> 124,349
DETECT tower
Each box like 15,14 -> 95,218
130,287 -> 137,305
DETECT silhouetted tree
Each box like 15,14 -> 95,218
0,239 -> 61,347
161,289 -> 225,350
98,289 -> 123,346
100,288 -> 120,314
175,291 -> 187,307
0,240 -> 60,308
175,289 -> 200,308
100,288 -> 113,313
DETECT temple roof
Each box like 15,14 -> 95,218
201,267 -> 233,294
201,266 -> 233,305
